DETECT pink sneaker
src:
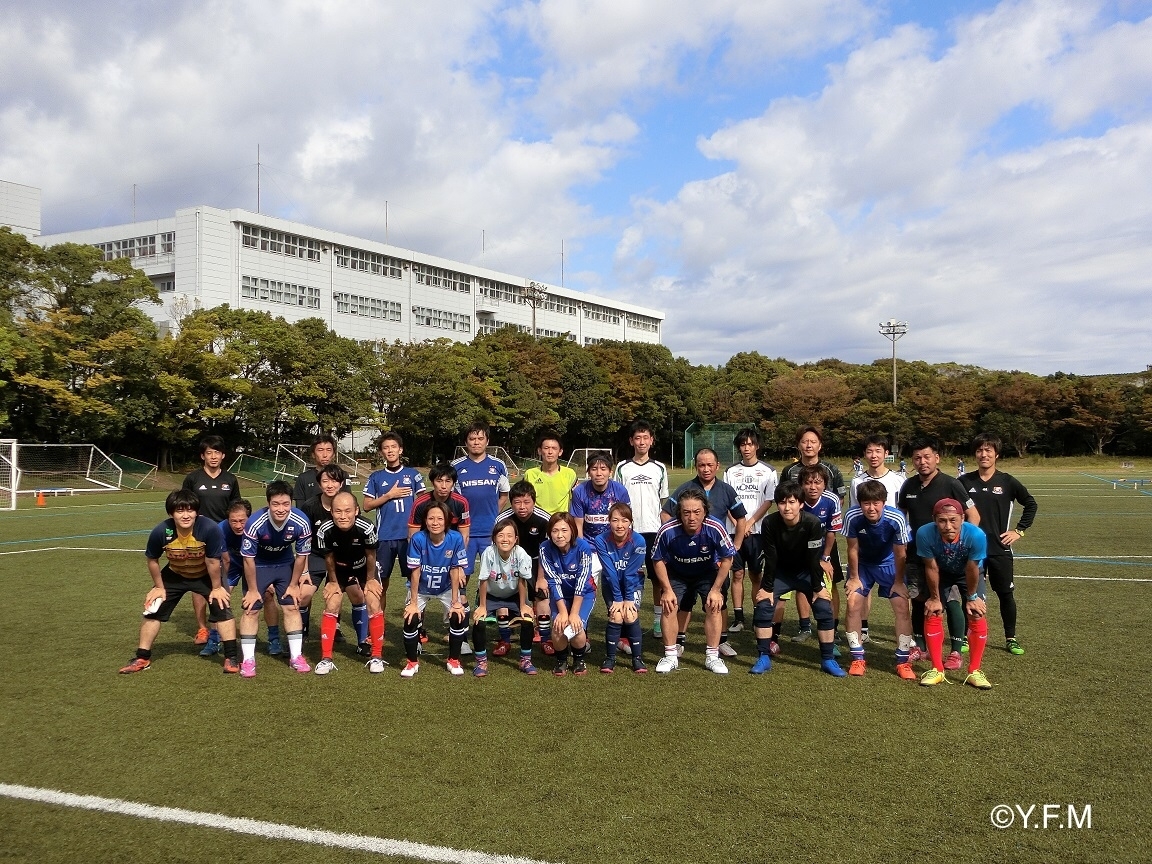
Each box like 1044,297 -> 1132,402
290,655 -> 311,674
908,645 -> 924,663
240,659 -> 256,678
944,651 -> 963,671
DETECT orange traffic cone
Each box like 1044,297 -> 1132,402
36,491 -> 46,507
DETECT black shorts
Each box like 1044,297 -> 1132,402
147,569 -> 232,624
668,573 -> 729,612
985,556 -> 1015,593
333,567 -> 375,592
828,543 -> 844,585
641,532 -> 658,581
768,571 -> 822,606
733,535 -> 764,577
905,553 -> 925,600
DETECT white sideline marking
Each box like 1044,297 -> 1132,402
1016,574 -> 1152,583
0,783 -> 560,864
0,546 -> 140,556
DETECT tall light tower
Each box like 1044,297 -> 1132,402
879,319 -> 908,405
524,281 -> 548,340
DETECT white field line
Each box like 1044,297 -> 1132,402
0,546 -> 141,556
0,783 -> 561,864
1016,574 -> 1152,583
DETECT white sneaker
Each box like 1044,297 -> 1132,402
727,621 -> 744,633
365,658 -> 385,674
861,631 -> 872,644
314,658 -> 337,676
675,643 -> 685,657
401,660 -> 419,678
718,641 -> 738,657
446,659 -> 465,676
705,655 -> 729,674
459,641 -> 473,656
655,655 -> 679,674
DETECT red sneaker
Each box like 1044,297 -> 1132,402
118,657 -> 150,674
193,627 -> 210,645
542,640 -> 556,656
491,640 -> 511,657
848,659 -> 867,676
222,658 -> 240,674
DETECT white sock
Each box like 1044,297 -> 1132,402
240,636 -> 256,662
287,630 -> 303,660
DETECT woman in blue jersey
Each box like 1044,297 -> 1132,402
592,503 -> 647,674
402,502 -> 470,678
538,512 -> 600,677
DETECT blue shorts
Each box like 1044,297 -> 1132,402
669,573 -> 729,612
247,562 -> 296,610
377,538 -> 411,581
479,593 -> 522,619
465,536 -> 492,576
550,592 -> 595,630
856,562 -> 902,599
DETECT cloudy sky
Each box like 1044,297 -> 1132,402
3,0 -> 1151,374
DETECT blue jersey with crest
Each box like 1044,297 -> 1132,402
240,507 -> 312,565
364,465 -> 426,541
841,506 -> 910,567
570,479 -> 631,540
406,529 -> 469,594
452,455 -> 510,535
651,517 -> 736,581
539,536 -> 599,601
592,530 -> 647,601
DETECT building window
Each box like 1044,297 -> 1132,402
94,234 -> 160,261
625,312 -> 660,333
241,275 -> 321,309
241,224 -> 321,261
333,247 -> 404,278
544,296 -> 577,315
583,302 -> 621,324
412,306 -> 471,332
414,264 -> 470,293
333,293 -> 402,321
477,279 -> 522,303
151,276 -> 175,293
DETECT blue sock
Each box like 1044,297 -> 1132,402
623,620 -> 642,656
267,625 -> 280,641
538,618 -> 552,642
757,637 -> 772,654
820,640 -> 834,661
351,604 -> 368,643
605,621 -> 622,660
497,627 -> 512,643
798,616 -> 811,632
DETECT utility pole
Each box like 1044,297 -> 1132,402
879,319 -> 909,404
524,281 -> 548,339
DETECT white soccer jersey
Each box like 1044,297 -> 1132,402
849,469 -> 906,510
614,458 -> 669,534
723,460 -> 778,534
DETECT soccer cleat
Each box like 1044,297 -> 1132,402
333,628 -> 346,643
848,659 -> 867,676
519,656 -> 538,675
472,659 -> 488,678
831,643 -> 842,658
1006,638 -> 1025,655
768,640 -> 781,656
552,660 -> 568,678
675,643 -> 685,657
199,640 -> 221,657
655,655 -> 678,674
240,659 -> 257,678
356,641 -> 372,657
919,668 -> 947,686
860,631 -> 872,644
491,640 -> 511,657
459,641 -> 473,656
290,655 -> 311,674
728,620 -> 744,633
821,659 -> 847,678
446,659 -> 465,676
908,644 -> 924,663
631,657 -> 648,674
618,639 -> 632,656
960,637 -> 970,654
964,669 -> 993,690
600,657 -> 616,674
193,627 -> 210,645
895,662 -> 917,680
944,651 -> 963,671
572,658 -> 588,676
365,658 -> 386,674
718,641 -> 738,658
400,660 -> 420,678
705,655 -> 729,675
749,654 -> 773,675
267,636 -> 282,657
118,657 -> 151,674
419,628 -> 429,645
791,629 -> 812,643
222,658 -> 240,674
314,658 -> 337,676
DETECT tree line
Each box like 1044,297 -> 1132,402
2,227 -> 1147,468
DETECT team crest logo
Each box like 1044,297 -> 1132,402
992,486 -> 1003,495
221,484 -> 231,491
488,467 -> 497,474
444,550 -> 453,559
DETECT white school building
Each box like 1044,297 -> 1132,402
7,182 -> 664,347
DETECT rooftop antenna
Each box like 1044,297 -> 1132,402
257,144 -> 261,213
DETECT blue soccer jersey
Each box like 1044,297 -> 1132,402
570,479 -> 631,541
652,517 -> 737,581
240,507 -> 312,565
406,529 -> 469,594
841,506 -> 910,567
803,490 -> 843,534
217,518 -> 246,585
539,537 -> 600,602
364,465 -> 426,541
452,455 -> 510,536
915,522 -> 987,578
592,530 -> 647,602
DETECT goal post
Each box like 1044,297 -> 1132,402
565,448 -> 615,477
111,453 -> 158,490
277,443 -> 361,480
14,443 -> 122,494
0,439 -> 18,511
452,445 -> 521,480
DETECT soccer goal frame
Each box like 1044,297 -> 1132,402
452,445 -> 521,479
277,443 -> 361,480
14,443 -> 122,495
0,439 -> 19,511
565,448 -> 615,477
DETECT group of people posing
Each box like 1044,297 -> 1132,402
119,420 -> 1036,689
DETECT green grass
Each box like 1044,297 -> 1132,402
1,469 -> 1150,863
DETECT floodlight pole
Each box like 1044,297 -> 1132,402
879,319 -> 909,405
524,281 -> 548,340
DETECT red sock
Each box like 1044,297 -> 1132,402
320,612 -> 338,659
968,616 -> 988,671
369,613 -> 385,659
925,614 -> 945,672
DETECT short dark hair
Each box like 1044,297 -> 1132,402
165,489 -> 200,515
318,463 -> 348,485
798,464 -> 830,487
421,500 -> 452,530
795,425 -> 824,448
774,481 -> 803,504
972,432 -> 1002,456
628,420 -> 655,439
855,479 -> 888,504
547,511 -> 578,543
491,518 -> 519,542
266,480 -> 294,502
509,480 -> 536,501
428,462 -> 458,484
380,431 -> 404,450
862,434 -> 890,453
536,431 -> 562,450
228,499 -> 253,518
199,435 -> 226,455
310,434 -> 339,459
465,420 -> 491,439
693,447 -> 718,465
675,487 -> 709,519
608,502 -> 633,524
733,428 -> 760,448
909,437 -> 940,455
586,451 -> 613,471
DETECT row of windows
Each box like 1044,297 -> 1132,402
413,306 -> 471,332
334,293 -> 402,321
241,275 -> 321,309
151,276 -> 175,293
477,278 -> 522,303
241,225 -> 321,261
584,302 -> 621,325
415,264 -> 470,293
544,296 -> 578,315
335,247 -> 403,279
95,232 -> 174,261
626,312 -> 660,332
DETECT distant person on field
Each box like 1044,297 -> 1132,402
293,434 -> 348,505
959,433 -> 1037,657
722,428 -> 777,636
523,431 -> 577,515
614,420 -> 669,636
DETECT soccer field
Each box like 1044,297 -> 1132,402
1,467 -> 1149,863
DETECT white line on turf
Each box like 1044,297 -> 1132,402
0,546 -> 141,556
1016,574 -> 1152,583
0,783 -> 561,864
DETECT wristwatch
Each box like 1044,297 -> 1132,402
967,592 -> 980,601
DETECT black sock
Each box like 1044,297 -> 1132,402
136,648 -> 152,661
798,616 -> 811,632
222,639 -> 238,661
757,637 -> 772,654
861,618 -> 870,633
734,609 -> 745,623
605,621 -> 622,660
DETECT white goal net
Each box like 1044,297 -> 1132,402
0,439 -> 18,510
565,448 -> 615,477
276,443 -> 361,481
15,443 -> 122,494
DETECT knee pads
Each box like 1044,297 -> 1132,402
811,597 -> 834,629
403,611 -> 422,634
752,599 -> 774,629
